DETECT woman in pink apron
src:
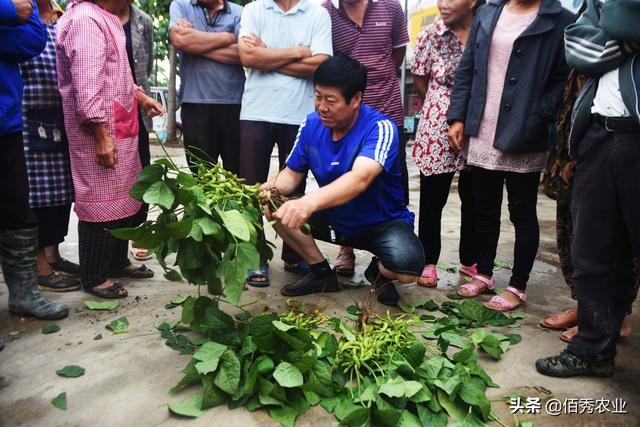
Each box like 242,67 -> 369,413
56,0 -> 163,298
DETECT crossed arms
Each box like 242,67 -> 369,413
238,33 -> 329,77
169,19 -> 241,65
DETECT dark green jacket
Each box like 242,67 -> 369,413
565,0 -> 640,154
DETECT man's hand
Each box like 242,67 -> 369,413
448,121 -> 465,152
241,33 -> 267,48
13,0 -> 33,23
272,198 -> 315,230
176,18 -> 192,28
96,132 -> 117,169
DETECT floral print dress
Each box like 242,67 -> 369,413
411,20 -> 466,176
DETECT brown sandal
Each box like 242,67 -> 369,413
334,247 -> 355,277
540,307 -> 578,330
560,319 -> 631,343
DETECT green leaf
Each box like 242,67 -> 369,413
417,404 -> 447,427
397,409 -> 422,427
272,320 -> 295,332
413,298 -> 439,311
202,375 -> 227,409
303,390 -> 321,406
143,181 -> 175,210
169,360 -> 200,395
196,217 -> 222,236
378,376 -> 406,398
436,262 -> 457,273
335,399 -> 370,426
137,163 -> 164,184
459,380 -> 490,420
108,224 -> 150,241
214,350 -> 241,394
51,392 -> 67,411
105,316 -> 129,334
42,324 -> 60,334
255,355 -> 275,374
166,219 -> 193,239
93,334 -> 102,340
220,242 -> 260,305
168,393 -> 205,418
56,365 -> 85,378
177,171 -> 197,187
273,361 -> 303,388
447,293 -> 465,300
438,389 -> 466,421
84,299 -> 120,310
164,269 -> 183,282
217,208 -> 250,241
507,309 -> 526,319
506,333 -> 522,345
193,341 -> 228,375
269,405 -> 299,427
493,260 -> 512,270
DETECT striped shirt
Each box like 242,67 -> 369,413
322,0 -> 409,127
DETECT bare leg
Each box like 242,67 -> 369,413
378,262 -> 418,284
37,248 -> 54,277
44,245 -> 61,263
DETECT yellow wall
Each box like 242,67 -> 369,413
409,6 -> 440,48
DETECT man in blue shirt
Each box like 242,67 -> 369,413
262,55 -> 424,306
0,0 -> 70,351
169,0 -> 245,173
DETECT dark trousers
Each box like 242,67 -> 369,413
419,170 -> 476,266
472,167 -> 540,290
131,117 -> 150,227
239,120 -> 305,264
567,122 -> 640,363
0,132 -> 37,230
182,103 -> 241,174
78,216 -> 133,289
34,204 -> 72,248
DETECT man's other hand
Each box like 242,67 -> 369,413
273,198 -> 314,230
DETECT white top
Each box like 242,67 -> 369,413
239,0 -> 333,125
591,68 -> 630,117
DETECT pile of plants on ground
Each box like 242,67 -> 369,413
156,294 -> 524,427
113,158 -> 526,426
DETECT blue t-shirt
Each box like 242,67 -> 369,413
169,0 -> 245,104
286,104 -> 414,237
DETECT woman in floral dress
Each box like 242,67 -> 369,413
411,0 -> 481,288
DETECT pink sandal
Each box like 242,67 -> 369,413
459,263 -> 478,278
486,286 -> 526,312
418,265 -> 437,288
458,274 -> 494,297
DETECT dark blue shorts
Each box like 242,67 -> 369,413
308,212 -> 425,276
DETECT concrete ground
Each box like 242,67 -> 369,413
0,143 -> 638,427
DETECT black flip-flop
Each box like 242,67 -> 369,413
110,264 -> 154,279
86,281 -> 128,299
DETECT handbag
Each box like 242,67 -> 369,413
24,106 -> 68,151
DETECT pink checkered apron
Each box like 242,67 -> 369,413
56,1 -> 141,222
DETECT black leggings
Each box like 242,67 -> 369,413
472,167 -> 540,290
418,170 -> 475,266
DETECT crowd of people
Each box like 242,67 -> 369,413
1,0 -> 639,379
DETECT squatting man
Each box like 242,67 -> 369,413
260,54 -> 425,306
